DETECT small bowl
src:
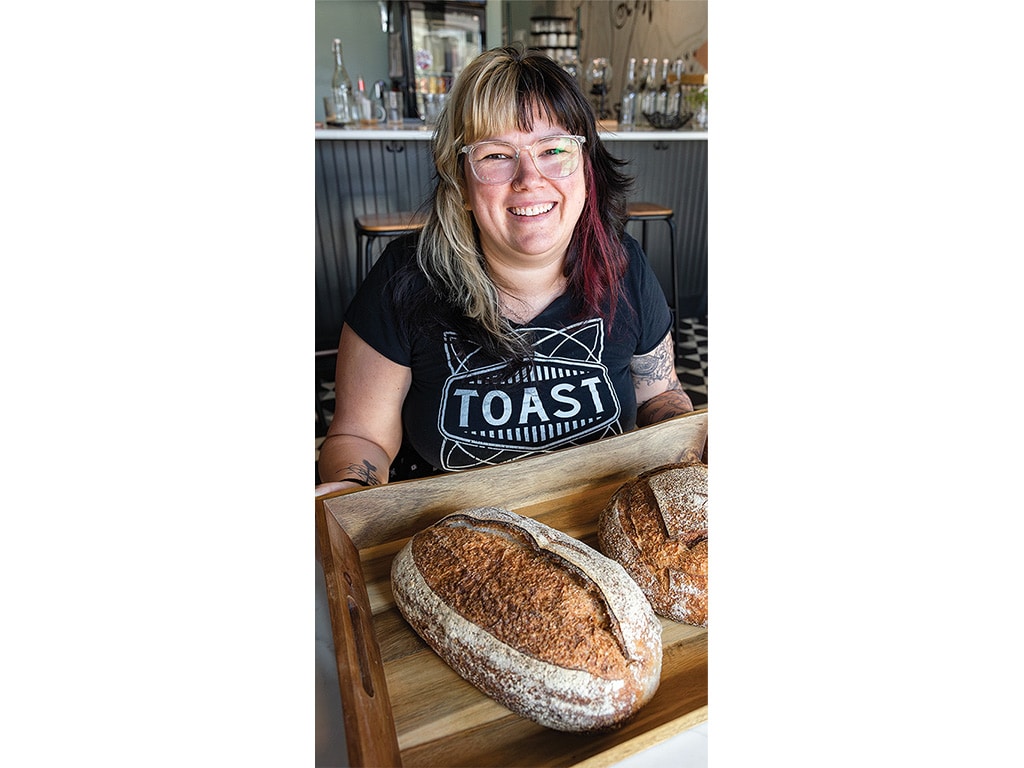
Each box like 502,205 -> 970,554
643,111 -> 694,130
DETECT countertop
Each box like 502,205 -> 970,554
315,122 -> 708,141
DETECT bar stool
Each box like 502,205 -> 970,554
626,201 -> 678,326
354,211 -> 428,284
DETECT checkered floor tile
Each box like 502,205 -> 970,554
676,316 -> 708,409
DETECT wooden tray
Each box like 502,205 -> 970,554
316,411 -> 709,767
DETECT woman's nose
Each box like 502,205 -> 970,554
511,150 -> 545,188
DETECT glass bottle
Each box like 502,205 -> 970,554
667,58 -> 685,118
329,38 -> 354,125
655,58 -> 670,115
619,57 -> 638,129
636,58 -> 649,126
640,57 -> 658,125
586,57 -> 612,121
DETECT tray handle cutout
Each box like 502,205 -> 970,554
347,594 -> 375,698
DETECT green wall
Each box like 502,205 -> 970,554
315,1 -> 391,123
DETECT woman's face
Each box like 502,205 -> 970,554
462,113 -> 587,269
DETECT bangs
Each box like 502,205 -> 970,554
459,54 -> 587,144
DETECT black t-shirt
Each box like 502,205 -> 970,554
345,232 -> 671,472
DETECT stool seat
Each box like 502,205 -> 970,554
626,202 -> 674,219
355,211 -> 428,233
354,211 -> 428,283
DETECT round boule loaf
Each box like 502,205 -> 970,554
598,462 -> 708,627
390,506 -> 663,732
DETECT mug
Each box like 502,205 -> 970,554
422,92 -> 447,128
356,93 -> 386,127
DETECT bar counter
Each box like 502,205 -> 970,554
314,123 -> 709,141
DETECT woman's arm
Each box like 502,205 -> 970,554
631,330 -> 695,427
316,323 -> 412,493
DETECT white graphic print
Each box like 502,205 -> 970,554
437,318 -> 622,470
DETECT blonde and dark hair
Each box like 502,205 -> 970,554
410,46 -> 632,360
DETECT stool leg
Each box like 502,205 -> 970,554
667,216 -> 678,324
355,233 -> 365,285
665,216 -> 681,366
363,234 -> 374,284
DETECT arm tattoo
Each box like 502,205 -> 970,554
630,334 -> 675,386
339,459 -> 381,486
636,384 -> 694,426
632,333 -> 695,425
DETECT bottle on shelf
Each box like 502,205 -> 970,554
640,56 -> 658,125
328,38 -> 354,125
667,57 -> 685,117
635,58 -> 649,126
618,57 -> 638,129
654,58 -> 670,115
586,57 -> 613,121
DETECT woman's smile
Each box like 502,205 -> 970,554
508,201 -> 556,217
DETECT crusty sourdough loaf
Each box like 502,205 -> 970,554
598,462 -> 708,627
390,506 -> 663,732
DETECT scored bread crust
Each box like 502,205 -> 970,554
598,462 -> 708,627
390,506 -> 663,732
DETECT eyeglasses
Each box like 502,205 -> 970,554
460,134 -> 587,185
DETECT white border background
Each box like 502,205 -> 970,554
5,2 -> 1021,765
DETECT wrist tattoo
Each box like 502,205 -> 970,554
337,459 -> 381,486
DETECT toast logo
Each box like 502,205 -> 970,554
437,319 -> 622,470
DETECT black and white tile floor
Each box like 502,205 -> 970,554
675,316 -> 708,410
315,316 -> 707,477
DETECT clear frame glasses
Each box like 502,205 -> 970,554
460,134 -> 587,185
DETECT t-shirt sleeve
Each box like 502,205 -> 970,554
343,237 -> 414,367
625,234 -> 673,355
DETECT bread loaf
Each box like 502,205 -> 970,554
390,506 -> 663,732
598,463 -> 708,627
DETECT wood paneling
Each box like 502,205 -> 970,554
315,139 -> 436,350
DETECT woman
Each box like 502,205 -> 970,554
316,46 -> 693,494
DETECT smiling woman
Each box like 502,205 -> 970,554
315,45 -> 694,495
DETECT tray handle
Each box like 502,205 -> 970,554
317,498 -> 403,767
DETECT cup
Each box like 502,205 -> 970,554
385,91 -> 404,128
323,93 -> 353,127
422,92 -> 447,128
356,93 -> 386,127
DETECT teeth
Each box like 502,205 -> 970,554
510,203 -> 555,217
